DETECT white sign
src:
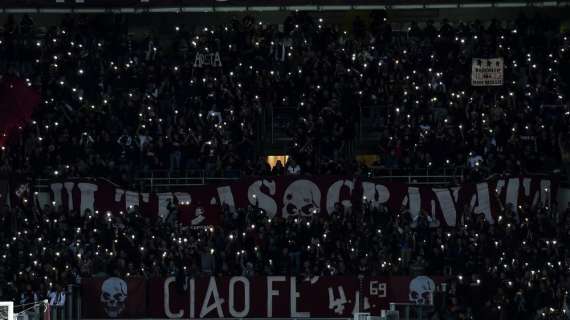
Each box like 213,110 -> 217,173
471,58 -> 503,86
193,52 -> 222,68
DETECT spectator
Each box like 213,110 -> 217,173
48,284 -> 66,318
286,158 -> 302,175
0,190 -> 568,319
272,160 -> 285,176
0,10 -> 569,320
0,13 -> 566,180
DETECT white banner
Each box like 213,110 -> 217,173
193,52 -> 222,68
471,58 -> 504,86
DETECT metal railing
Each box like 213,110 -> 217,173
370,175 -> 461,185
33,167 -> 563,193
29,170 -> 465,193
14,285 -> 80,320
132,165 -> 468,191
136,170 -> 241,192
134,170 -> 465,192
368,167 -> 465,185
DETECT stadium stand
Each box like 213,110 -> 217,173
0,8 -> 569,320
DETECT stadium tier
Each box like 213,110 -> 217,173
0,6 -> 570,320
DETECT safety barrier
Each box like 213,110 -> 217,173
12,285 -> 80,320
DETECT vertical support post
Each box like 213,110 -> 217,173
418,305 -> 422,320
78,284 -> 82,320
358,275 -> 364,312
359,105 -> 362,141
67,284 -> 73,319
270,106 -> 275,144
441,282 -> 448,316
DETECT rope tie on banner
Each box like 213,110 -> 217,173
14,299 -> 49,315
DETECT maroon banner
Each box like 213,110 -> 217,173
38,176 -> 557,227
82,276 -> 445,319
82,277 -> 146,318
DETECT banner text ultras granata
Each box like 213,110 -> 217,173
38,176 -> 556,227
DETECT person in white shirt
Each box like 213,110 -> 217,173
286,158 -> 301,175
48,286 -> 65,306
48,284 -> 66,319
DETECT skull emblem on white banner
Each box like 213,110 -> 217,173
409,276 -> 435,305
282,180 -> 321,218
100,277 -> 128,317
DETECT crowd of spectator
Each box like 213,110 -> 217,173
1,195 -> 570,319
0,12 -> 568,183
0,10 -> 570,320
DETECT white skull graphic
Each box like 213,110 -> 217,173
409,276 -> 435,305
100,277 -> 128,317
282,180 -> 321,218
